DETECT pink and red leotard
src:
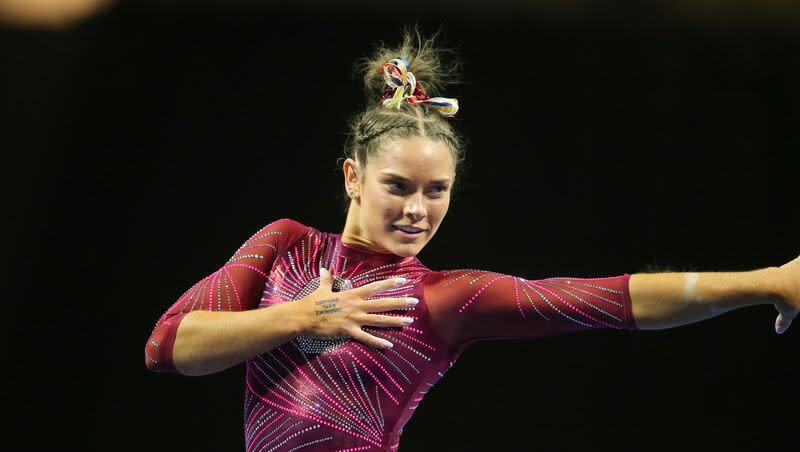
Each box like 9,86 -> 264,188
145,218 -> 638,451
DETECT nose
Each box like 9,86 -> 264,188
403,192 -> 426,222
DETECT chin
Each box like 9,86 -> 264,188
391,242 -> 423,257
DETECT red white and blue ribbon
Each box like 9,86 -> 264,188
380,56 -> 459,117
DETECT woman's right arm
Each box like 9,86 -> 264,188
144,218 -> 307,376
145,218 -> 415,376
170,267 -> 418,376
168,302 -> 305,376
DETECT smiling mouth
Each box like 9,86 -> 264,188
392,225 -> 426,234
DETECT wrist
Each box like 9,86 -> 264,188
693,267 -> 784,313
270,299 -> 310,337
746,266 -> 785,306
773,264 -> 799,307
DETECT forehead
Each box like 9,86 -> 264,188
370,136 -> 454,179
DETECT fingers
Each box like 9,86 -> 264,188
775,314 -> 790,334
363,296 -> 419,313
776,312 -> 796,334
319,266 -> 332,288
352,276 -> 408,298
348,327 -> 394,349
357,312 -> 415,328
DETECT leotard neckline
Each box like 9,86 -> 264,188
335,232 -> 417,264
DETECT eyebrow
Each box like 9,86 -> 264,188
380,172 -> 451,184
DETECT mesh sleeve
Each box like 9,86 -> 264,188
144,217 -> 308,373
423,269 -> 638,352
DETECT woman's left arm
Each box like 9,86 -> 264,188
629,254 -> 800,333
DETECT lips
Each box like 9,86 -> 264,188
393,225 -> 425,234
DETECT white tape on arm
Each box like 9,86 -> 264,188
683,272 -> 699,302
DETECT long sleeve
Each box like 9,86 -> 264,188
423,269 -> 638,353
144,217 -> 308,373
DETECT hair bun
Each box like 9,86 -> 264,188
380,56 -> 459,117
356,25 -> 463,113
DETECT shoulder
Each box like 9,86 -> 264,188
257,217 -> 315,235
243,217 -> 316,248
421,268 -> 480,293
422,268 -> 495,285
263,216 -> 306,229
421,268 -> 509,300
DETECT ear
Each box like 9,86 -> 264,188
343,158 -> 360,198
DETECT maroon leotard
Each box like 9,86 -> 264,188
145,218 -> 638,451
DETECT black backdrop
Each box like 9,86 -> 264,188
5,2 -> 799,450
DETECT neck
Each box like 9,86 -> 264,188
341,201 -> 393,255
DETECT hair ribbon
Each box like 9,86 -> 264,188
380,56 -> 459,117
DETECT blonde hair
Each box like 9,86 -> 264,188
337,24 -> 468,213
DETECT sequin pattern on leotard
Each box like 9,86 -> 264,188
145,217 -> 637,451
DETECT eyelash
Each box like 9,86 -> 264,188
388,182 -> 447,196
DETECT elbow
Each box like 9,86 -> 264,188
144,336 -> 179,374
144,313 -> 187,374
144,343 -> 161,372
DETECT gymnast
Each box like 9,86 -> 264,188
145,27 -> 800,451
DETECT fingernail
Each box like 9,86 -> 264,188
395,277 -> 407,285
384,341 -> 393,348
407,298 -> 419,305
401,317 -> 414,324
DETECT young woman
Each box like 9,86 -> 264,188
145,28 -> 800,451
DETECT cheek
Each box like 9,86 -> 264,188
365,187 -> 386,207
383,205 -> 398,222
429,201 -> 449,225
372,192 -> 401,212
364,190 -> 398,223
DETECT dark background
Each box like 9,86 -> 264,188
5,1 -> 799,450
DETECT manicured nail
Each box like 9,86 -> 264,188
401,317 -> 414,324
383,341 -> 393,348
394,277 -> 407,285
407,298 -> 419,305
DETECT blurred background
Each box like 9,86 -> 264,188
4,0 -> 798,450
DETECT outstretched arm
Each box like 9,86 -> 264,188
423,254 -> 800,353
629,255 -> 800,333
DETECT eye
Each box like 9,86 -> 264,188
430,185 -> 448,196
387,181 -> 405,191
387,180 -> 448,196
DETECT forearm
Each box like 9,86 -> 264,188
172,302 -> 306,376
629,266 -> 784,330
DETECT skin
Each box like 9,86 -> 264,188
341,135 -> 455,257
